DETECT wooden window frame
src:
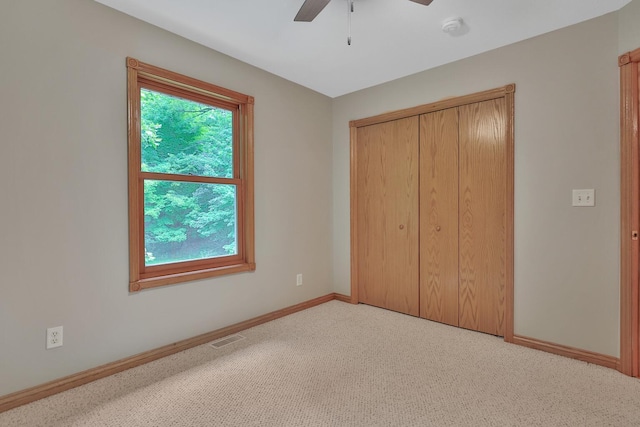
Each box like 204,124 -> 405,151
126,57 -> 255,292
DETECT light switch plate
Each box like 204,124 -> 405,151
572,189 -> 595,207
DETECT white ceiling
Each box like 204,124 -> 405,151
95,0 -> 630,98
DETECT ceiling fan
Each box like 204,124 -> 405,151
294,0 -> 433,22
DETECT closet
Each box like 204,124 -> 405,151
350,85 -> 514,338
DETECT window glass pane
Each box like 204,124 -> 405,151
144,180 -> 237,266
140,88 -> 233,178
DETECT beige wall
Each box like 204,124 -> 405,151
332,13 -> 621,356
0,0 -> 333,396
620,0 -> 640,53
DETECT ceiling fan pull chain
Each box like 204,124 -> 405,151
347,0 -> 353,45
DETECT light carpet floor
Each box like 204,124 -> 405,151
2,300 -> 640,426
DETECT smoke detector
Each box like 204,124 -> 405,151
442,17 -> 463,34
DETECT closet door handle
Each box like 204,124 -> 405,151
399,224 -> 405,230
436,226 -> 441,232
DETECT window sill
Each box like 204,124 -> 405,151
129,262 -> 256,292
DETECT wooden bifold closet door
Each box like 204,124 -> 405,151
356,116 -> 420,316
457,99 -> 507,336
420,107 -> 459,327
419,101 -> 506,336
352,87 -> 512,338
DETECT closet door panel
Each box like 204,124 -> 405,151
419,108 -> 459,326
458,99 -> 506,336
356,117 -> 419,316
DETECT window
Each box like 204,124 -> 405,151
126,57 -> 255,292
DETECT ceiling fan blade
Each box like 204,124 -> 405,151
409,0 -> 434,5
294,0 -> 331,22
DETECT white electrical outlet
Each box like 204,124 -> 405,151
296,274 -> 303,286
46,326 -> 63,349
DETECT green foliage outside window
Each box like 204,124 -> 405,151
140,89 -> 237,266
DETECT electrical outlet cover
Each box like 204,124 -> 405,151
46,326 -> 63,349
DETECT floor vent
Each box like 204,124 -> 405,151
210,334 -> 245,349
